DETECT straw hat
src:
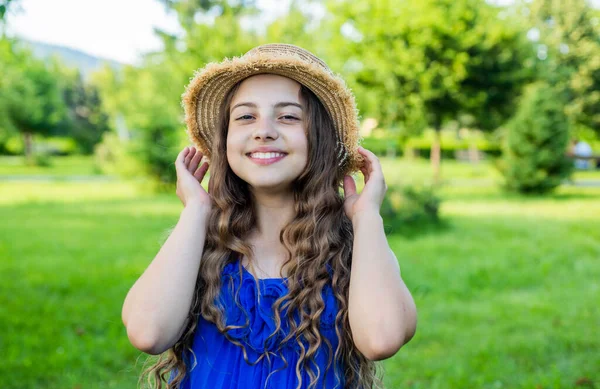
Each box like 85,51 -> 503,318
181,43 -> 363,175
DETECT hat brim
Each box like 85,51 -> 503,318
182,52 -> 363,174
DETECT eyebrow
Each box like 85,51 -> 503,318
230,101 -> 303,113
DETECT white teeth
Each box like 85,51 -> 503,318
250,152 -> 285,159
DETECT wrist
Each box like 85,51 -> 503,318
351,209 -> 382,227
182,201 -> 211,220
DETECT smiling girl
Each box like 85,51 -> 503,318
121,44 -> 417,389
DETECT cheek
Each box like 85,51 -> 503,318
295,131 -> 309,157
225,132 -> 239,166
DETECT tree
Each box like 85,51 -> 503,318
0,0 -> 17,21
526,0 -> 600,136
324,0 -> 532,183
93,3 -> 260,187
93,61 -> 184,186
158,0 -> 258,30
500,82 -> 572,194
0,38 -> 67,161
57,69 -> 110,154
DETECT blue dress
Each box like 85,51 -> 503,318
175,257 -> 344,388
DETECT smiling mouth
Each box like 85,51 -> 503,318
246,152 -> 288,159
246,151 -> 288,165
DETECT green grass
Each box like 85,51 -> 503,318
377,156 -> 600,186
383,186 -> 600,388
0,155 -> 102,176
1,158 -> 599,389
1,154 -> 598,183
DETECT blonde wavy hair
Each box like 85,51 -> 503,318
139,80 -> 383,389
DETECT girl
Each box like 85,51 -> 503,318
122,44 -> 417,389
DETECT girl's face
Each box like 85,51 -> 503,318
227,74 -> 308,193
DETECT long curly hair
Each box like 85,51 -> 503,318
139,79 -> 382,389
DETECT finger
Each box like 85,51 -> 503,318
358,146 -> 375,167
358,146 -> 382,177
189,149 -> 203,173
175,147 -> 190,170
194,161 -> 209,182
184,147 -> 196,166
357,147 -> 372,173
360,166 -> 370,184
343,175 -> 357,198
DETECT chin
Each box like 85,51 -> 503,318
246,178 -> 295,193
230,164 -> 304,193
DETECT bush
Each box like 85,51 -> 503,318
94,132 -> 145,179
405,133 -> 502,159
0,135 -> 78,156
2,135 -> 23,155
94,128 -> 182,191
134,126 -> 180,189
361,135 -> 402,157
500,83 -> 573,194
37,137 -> 79,156
361,130 -> 502,159
32,152 -> 53,167
381,184 -> 441,228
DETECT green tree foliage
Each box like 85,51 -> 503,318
0,0 -> 17,22
159,0 -> 258,30
0,38 -> 67,160
265,1 -> 316,50
526,0 -> 600,136
324,0 -> 533,181
500,83 -> 572,194
93,4 -> 260,187
92,62 -> 184,186
57,70 -> 110,154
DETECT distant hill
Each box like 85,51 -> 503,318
21,39 -> 125,78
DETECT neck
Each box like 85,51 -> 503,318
250,188 -> 296,242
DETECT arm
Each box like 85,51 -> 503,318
348,211 -> 417,360
122,146 -> 211,355
343,147 -> 417,361
121,203 -> 209,355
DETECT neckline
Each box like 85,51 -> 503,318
240,262 -> 287,282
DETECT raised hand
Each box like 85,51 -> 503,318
175,146 -> 211,209
342,147 -> 388,222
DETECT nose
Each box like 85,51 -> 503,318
252,117 -> 279,141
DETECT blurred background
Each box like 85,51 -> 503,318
1,0 -> 599,388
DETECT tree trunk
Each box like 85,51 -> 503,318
23,132 -> 34,164
469,141 -> 480,164
431,128 -> 442,185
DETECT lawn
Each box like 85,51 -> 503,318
1,157 -> 598,389
0,155 -> 102,177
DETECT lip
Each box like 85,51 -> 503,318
246,152 -> 287,166
246,146 -> 287,154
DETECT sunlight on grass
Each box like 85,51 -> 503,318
0,182 -> 140,205
0,155 -> 101,176
1,158 -> 599,389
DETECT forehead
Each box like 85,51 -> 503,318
231,74 -> 302,106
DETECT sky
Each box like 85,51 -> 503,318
7,0 -> 600,65
6,0 -> 290,65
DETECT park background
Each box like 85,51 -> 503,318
1,0 -> 599,388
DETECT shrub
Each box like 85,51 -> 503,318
94,132 -> 145,179
361,130 -> 502,159
94,128 -> 182,191
32,152 -> 53,167
500,83 -> 573,194
381,184 -> 441,228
